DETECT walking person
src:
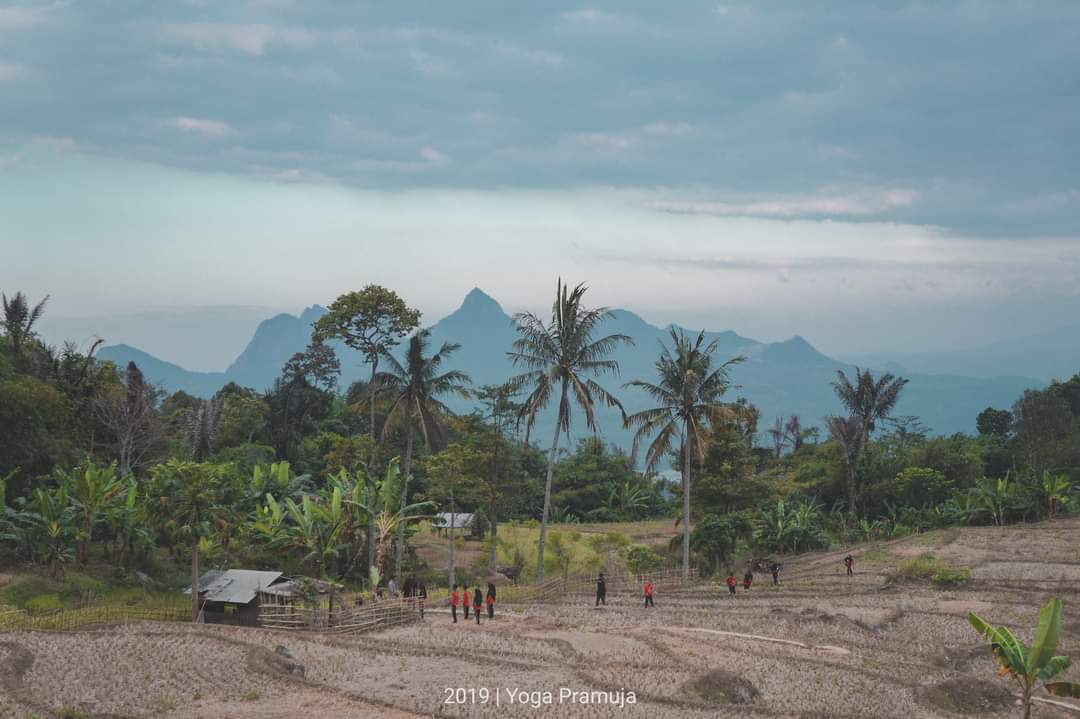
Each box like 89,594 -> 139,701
844,555 -> 854,577
743,566 -> 754,590
595,572 -> 607,607
473,587 -> 483,625
644,581 -> 654,608
418,582 -> 427,619
726,571 -> 737,595
769,562 -> 781,586
486,582 -> 496,620
451,584 -> 459,623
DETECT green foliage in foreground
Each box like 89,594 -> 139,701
969,597 -> 1080,719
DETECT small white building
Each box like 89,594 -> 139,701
431,512 -> 476,537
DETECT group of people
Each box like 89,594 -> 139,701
725,561 -> 783,594
359,575 -> 430,618
450,582 -> 496,624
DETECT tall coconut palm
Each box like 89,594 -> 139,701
507,279 -> 632,581
377,329 -> 470,578
831,367 -> 908,443
1,291 -> 49,368
830,367 -> 907,516
624,328 -> 743,576
827,415 -> 864,516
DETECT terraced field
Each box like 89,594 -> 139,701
2,518 -> 1079,718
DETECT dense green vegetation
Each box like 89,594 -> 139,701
2,283 -> 1080,595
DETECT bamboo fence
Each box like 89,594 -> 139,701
257,593 -> 422,635
0,599 -> 190,632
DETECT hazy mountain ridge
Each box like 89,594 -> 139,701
844,322 -> 1080,382
97,288 -> 1044,449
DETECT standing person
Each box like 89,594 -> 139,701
450,584 -> 459,623
844,555 -> 854,577
769,562 -> 781,586
726,571 -> 737,595
644,581 -> 654,608
595,572 -> 607,607
743,566 -> 753,590
388,577 -> 399,598
418,582 -> 427,619
473,587 -> 483,625
486,583 -> 496,620
463,583 -> 470,620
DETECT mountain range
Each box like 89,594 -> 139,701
97,288 -> 1046,451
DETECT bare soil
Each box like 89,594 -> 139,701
3,517 -> 1080,718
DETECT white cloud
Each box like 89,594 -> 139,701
164,116 -> 235,138
649,189 -> 919,218
0,61 -> 27,83
0,4 -> 53,31
158,22 -> 315,56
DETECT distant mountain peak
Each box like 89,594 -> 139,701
458,287 -> 504,315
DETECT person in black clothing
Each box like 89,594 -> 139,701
473,587 -> 483,625
418,582 -> 427,618
486,583 -> 496,619
844,555 -> 854,576
769,562 -> 781,585
595,572 -> 606,606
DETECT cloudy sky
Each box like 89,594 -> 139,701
2,1 -> 1078,369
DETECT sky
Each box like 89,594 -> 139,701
1,1 -> 1078,370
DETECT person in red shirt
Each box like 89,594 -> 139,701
463,585 -> 470,620
450,584 -> 459,623
486,582 -> 496,619
473,587 -> 483,625
644,581 -> 654,608
726,572 -> 737,595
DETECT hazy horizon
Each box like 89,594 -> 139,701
3,1 -> 1078,369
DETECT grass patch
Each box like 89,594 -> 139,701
890,553 -> 971,588
240,689 -> 261,701
861,547 -> 897,563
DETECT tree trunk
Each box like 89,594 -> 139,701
535,419 -> 562,582
846,464 -> 857,517
488,431 -> 500,573
191,535 -> 200,623
366,357 -> 379,583
393,424 -> 415,578
682,427 -> 691,578
448,490 -> 456,592
488,506 -> 498,573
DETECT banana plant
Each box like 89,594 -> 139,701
29,486 -> 75,578
1039,472 -> 1072,520
972,475 -> 1015,527
56,460 -> 124,564
368,458 -> 434,580
969,597 -> 1080,719
280,487 -> 347,577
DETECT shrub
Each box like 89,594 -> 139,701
619,544 -> 665,575
24,594 -> 61,614
891,553 -> 970,587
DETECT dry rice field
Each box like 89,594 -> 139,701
3,518 -> 1080,718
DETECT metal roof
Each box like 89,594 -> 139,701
432,512 -> 474,529
184,569 -> 284,604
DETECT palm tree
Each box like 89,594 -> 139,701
829,368 -> 907,517
827,415 -> 864,516
831,367 -> 908,444
507,279 -> 633,581
767,416 -> 789,458
377,329 -> 470,578
1,291 -> 49,368
624,328 -> 743,577
149,460 -> 224,622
